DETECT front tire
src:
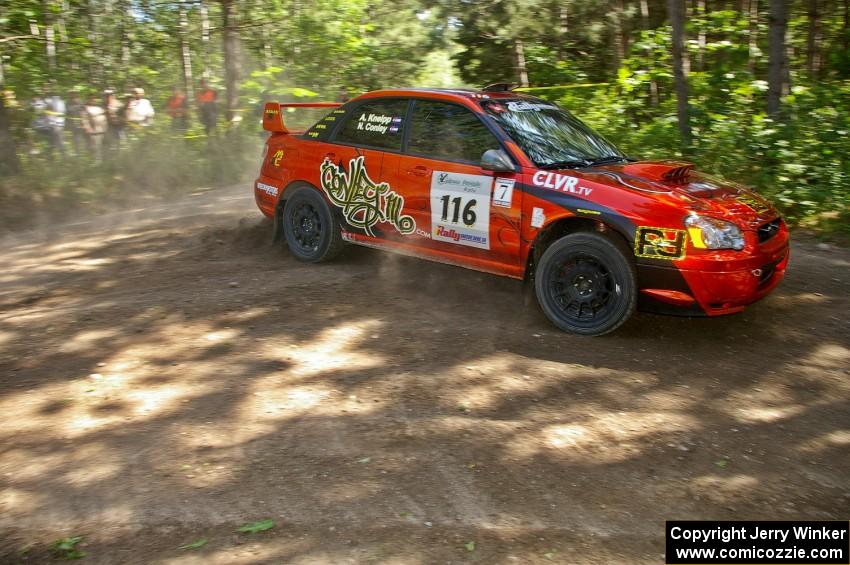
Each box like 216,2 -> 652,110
534,232 -> 636,336
282,186 -> 344,263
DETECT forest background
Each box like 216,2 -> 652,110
0,0 -> 847,236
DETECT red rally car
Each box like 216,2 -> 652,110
253,86 -> 789,336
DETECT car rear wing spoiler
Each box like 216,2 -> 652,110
262,102 -> 343,133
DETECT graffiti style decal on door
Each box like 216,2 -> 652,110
320,156 -> 416,237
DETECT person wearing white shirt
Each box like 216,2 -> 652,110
126,87 -> 155,127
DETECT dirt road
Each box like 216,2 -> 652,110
1,184 -> 848,564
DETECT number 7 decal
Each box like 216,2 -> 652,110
492,178 -> 515,208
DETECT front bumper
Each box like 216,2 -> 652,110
637,219 -> 790,316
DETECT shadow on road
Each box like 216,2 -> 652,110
1,209 -> 848,563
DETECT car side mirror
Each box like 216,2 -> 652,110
481,149 -> 516,173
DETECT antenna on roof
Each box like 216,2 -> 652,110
481,83 -> 517,92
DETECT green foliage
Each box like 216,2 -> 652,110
237,519 -> 275,533
1,0 -> 848,236
535,7 -> 849,236
179,538 -> 208,550
51,536 -> 85,560
552,82 -> 849,234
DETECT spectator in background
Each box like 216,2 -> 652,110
196,79 -> 217,135
165,86 -> 188,132
30,94 -> 50,153
67,92 -> 85,156
126,87 -> 155,128
0,94 -> 21,175
104,89 -> 125,150
30,88 -> 66,158
81,93 -> 107,162
44,87 -> 67,156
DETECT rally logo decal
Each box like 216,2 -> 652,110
320,156 -> 415,237
634,226 -> 687,260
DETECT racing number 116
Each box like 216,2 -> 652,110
439,195 -> 477,227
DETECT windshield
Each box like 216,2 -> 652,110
482,99 -> 625,168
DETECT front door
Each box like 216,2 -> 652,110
382,99 -> 522,274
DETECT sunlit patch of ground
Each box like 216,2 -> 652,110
0,188 -> 847,563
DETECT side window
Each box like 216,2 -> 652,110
408,100 -> 501,163
304,107 -> 347,140
333,99 -> 408,150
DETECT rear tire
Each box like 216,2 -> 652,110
534,232 -> 636,336
282,186 -> 344,263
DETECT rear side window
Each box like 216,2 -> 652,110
408,100 -> 500,163
333,99 -> 407,150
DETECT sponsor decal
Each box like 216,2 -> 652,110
256,181 -> 278,197
333,109 -> 346,114
307,131 -> 319,138
530,207 -> 546,228
320,156 -> 415,237
634,226 -> 687,260
355,113 -> 398,135
434,225 -> 488,246
532,171 -> 593,197
264,108 -> 279,117
271,149 -> 284,167
341,230 -> 356,242
735,193 -> 770,214
506,101 -> 558,112
576,208 -> 601,215
430,171 -> 492,250
492,177 -> 515,208
314,123 -> 327,130
414,228 -> 432,239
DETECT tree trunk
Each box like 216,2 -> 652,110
669,0 -> 691,146
767,0 -> 788,117
697,0 -> 706,71
43,1 -> 57,73
640,0 -> 650,29
748,0 -> 759,74
514,39 -> 529,87
120,0 -> 131,67
201,0 -> 211,79
179,3 -> 195,100
221,0 -> 241,122
845,0 -> 849,70
558,3 -> 569,62
87,0 -> 103,87
255,0 -> 272,68
611,0 -> 626,70
58,0 -> 68,43
806,0 -> 821,76
101,0 -> 114,83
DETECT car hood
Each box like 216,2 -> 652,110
576,160 -> 778,228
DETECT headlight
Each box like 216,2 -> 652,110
685,215 -> 745,250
